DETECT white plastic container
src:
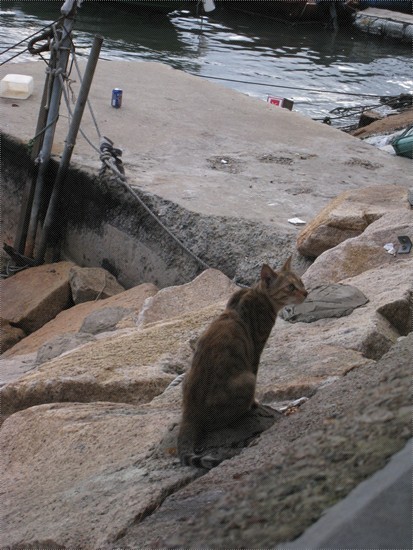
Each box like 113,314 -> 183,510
0,74 -> 34,99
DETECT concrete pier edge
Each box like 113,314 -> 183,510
2,60 -> 412,287
354,7 -> 413,43
277,438 -> 413,549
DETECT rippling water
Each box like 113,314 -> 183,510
1,1 -> 412,126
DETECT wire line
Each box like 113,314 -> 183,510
193,73 -> 385,99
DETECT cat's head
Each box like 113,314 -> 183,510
259,256 -> 308,308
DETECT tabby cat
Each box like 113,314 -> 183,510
178,256 -> 307,468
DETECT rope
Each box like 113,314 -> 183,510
193,73 -> 386,99
72,48 -> 102,140
313,94 -> 413,126
56,45 -> 211,274
28,28 -> 54,55
98,138 -> 211,272
0,17 -> 62,66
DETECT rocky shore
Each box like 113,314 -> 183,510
1,180 -> 412,548
1,60 -> 412,549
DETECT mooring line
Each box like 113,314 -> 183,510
0,17 -> 62,66
99,140 -> 211,273
193,73 -> 386,99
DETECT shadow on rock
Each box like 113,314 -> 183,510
153,404 -> 282,469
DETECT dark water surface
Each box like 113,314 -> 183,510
1,1 -> 412,126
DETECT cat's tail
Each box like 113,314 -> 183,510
180,449 -> 223,470
177,418 -> 222,470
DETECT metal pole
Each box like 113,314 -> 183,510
13,64 -> 53,254
35,34 -> 103,265
25,6 -> 77,257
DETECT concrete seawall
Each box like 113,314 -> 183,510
2,134 -> 302,288
354,7 -> 413,42
2,61 -> 412,286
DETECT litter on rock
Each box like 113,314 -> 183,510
277,397 -> 309,415
288,217 -> 306,225
384,243 -> 397,255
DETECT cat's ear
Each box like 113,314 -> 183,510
281,256 -> 292,272
261,264 -> 277,287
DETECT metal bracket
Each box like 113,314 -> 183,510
397,236 -> 412,254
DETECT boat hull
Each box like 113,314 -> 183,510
89,1 -> 199,14
218,1 -> 356,23
358,1 -> 412,14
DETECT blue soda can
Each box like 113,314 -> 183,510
111,88 -> 123,108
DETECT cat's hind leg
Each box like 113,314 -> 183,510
206,371 -> 257,429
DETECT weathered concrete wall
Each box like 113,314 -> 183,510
2,134 -> 305,288
1,135 -> 200,288
2,61 -> 412,287
355,8 -> 413,42
2,137 -> 37,252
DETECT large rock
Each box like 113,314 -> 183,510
297,185 -> 409,258
35,333 -> 96,365
351,107 -> 413,139
0,318 -> 25,354
0,301 -> 225,418
116,335 -> 411,550
0,353 -> 38,386
69,266 -> 125,304
137,268 -> 238,328
258,340 -> 373,401
302,209 -> 413,288
0,401 -> 193,549
341,260 -> 412,339
1,252 -> 412,548
302,259 -> 412,359
79,306 -> 133,334
0,383 -> 279,548
0,262 -> 74,334
3,282 -> 158,358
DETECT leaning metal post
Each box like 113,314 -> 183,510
13,46 -> 57,255
35,34 -> 104,265
25,2 -> 77,258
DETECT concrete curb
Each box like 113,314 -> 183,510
277,438 -> 412,549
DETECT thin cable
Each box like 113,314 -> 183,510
110,167 -> 211,271
72,47 -> 102,139
0,47 -> 30,66
193,73 -> 386,99
100,152 -> 210,271
0,18 -> 61,56
0,18 -> 62,66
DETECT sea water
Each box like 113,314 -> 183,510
1,1 -> 412,127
